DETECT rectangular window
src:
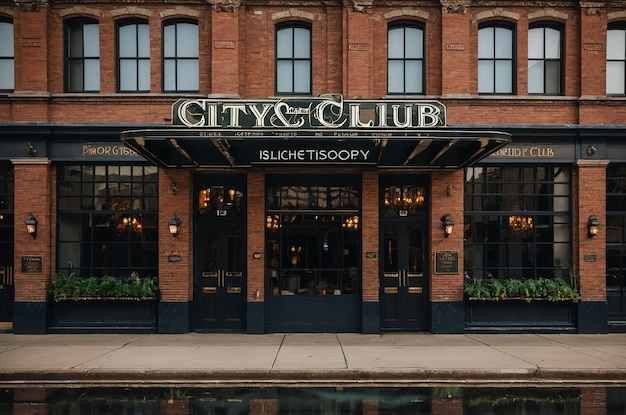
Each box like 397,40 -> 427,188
163,20 -> 198,92
118,20 -> 150,92
276,24 -> 312,95
65,19 -> 100,92
607,25 -> 626,95
464,166 -> 571,281
57,165 -> 158,278
478,24 -> 515,94
0,18 -> 14,91
0,162 -> 14,271
266,179 -> 360,296
388,23 -> 424,95
528,24 -> 563,95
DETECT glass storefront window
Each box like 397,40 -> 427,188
57,165 -> 158,278
383,185 -> 426,216
266,179 -> 360,296
607,164 -> 626,320
464,166 -> 571,281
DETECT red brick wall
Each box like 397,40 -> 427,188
247,170 -> 265,301
430,169 -> 464,302
574,161 -> 608,301
362,170 -> 379,302
13,160 -> 53,302
158,169 -> 193,302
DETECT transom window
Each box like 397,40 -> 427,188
266,177 -> 360,297
387,22 -> 425,95
65,18 -> 100,92
528,23 -> 563,95
0,17 -> 14,92
478,22 -> 515,94
163,19 -> 199,92
464,166 -> 571,281
607,23 -> 626,95
117,19 -> 150,92
275,23 -> 312,95
57,165 -> 158,278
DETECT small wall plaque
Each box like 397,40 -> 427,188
168,254 -> 181,262
434,250 -> 459,274
366,252 -> 377,259
21,256 -> 43,273
584,254 -> 597,262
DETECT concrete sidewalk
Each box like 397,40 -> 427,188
0,333 -> 625,387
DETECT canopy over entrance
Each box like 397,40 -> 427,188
121,96 -> 511,169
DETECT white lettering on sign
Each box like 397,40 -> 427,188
83,145 -> 138,157
258,149 -> 371,162
491,146 -> 554,158
172,95 -> 446,130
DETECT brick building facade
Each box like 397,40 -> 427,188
0,0 -> 625,334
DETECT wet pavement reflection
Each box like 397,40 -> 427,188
1,385 -> 625,414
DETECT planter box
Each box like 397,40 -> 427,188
49,298 -> 157,334
465,299 -> 577,333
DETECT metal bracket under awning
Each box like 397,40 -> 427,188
121,128 -> 511,170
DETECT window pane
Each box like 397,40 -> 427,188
83,24 -> 99,58
388,61 -> 403,93
176,23 -> 198,58
294,60 -> 310,93
494,27 -> 512,58
607,29 -> 626,60
138,24 -> 150,57
293,27 -> 310,59
528,28 -> 543,59
69,60 -> 84,90
405,27 -> 423,59
545,28 -> 560,58
0,22 -> 13,56
138,60 -> 150,90
177,59 -> 198,90
404,60 -> 421,93
84,59 -> 100,90
528,60 -> 543,93
163,60 -> 175,90
495,60 -> 512,93
545,60 -> 560,94
277,28 -> 293,58
119,25 -> 137,57
478,61 -> 494,93
69,25 -> 83,57
478,27 -> 494,58
388,27 -> 404,59
0,60 -> 13,90
163,24 -> 175,57
119,60 -> 137,90
607,61 -> 625,94
276,61 -> 293,92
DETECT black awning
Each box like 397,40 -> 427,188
121,128 -> 511,170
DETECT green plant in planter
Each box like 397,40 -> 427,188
464,277 -> 580,303
51,272 -> 158,302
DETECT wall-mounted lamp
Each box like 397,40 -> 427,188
168,214 -> 181,237
27,142 -> 37,156
24,212 -> 38,238
587,215 -> 600,238
170,182 -> 178,195
441,213 -> 454,238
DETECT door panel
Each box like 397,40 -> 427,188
193,175 -> 246,332
380,223 -> 428,330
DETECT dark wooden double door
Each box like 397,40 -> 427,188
193,176 -> 246,331
380,221 -> 429,331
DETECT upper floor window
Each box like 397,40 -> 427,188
607,23 -> 626,95
65,18 -> 100,92
528,23 -> 563,95
0,17 -> 14,92
478,22 -> 515,94
276,23 -> 311,95
387,22 -> 424,95
117,19 -> 150,92
163,20 -> 198,92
